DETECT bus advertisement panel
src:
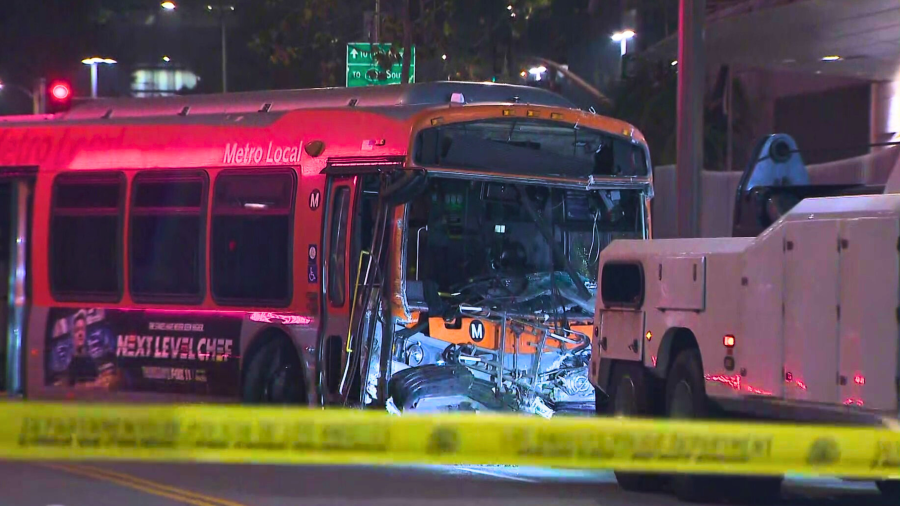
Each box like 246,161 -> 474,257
44,308 -> 241,396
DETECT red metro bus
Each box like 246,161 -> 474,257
0,82 -> 653,415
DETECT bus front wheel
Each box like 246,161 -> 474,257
242,338 -> 306,404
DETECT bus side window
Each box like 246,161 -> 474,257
328,186 -> 350,307
50,172 -> 125,300
129,172 -> 207,302
210,169 -> 296,307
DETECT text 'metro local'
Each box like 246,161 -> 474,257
223,141 -> 304,165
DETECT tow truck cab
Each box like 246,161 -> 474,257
591,135 -> 900,421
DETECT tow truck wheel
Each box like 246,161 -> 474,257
877,480 -> 900,501
666,349 -> 724,503
666,350 -> 782,504
242,338 -> 306,404
606,362 -> 665,493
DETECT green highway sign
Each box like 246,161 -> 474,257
346,42 -> 415,88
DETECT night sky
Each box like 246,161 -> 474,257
0,0 -> 277,115
0,1 -> 673,116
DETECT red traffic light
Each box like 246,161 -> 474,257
50,82 -> 71,101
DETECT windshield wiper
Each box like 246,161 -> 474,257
514,184 -> 592,301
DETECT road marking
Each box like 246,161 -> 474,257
37,463 -> 248,506
453,466 -> 537,483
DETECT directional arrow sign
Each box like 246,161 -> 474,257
346,42 -> 415,88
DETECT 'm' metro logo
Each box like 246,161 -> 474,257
223,141 -> 304,165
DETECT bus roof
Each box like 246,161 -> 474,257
0,83 -> 649,181
0,82 -> 576,124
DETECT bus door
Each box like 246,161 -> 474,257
0,170 -> 34,396
318,175 -> 356,404
320,158 -> 413,406
318,164 -> 385,405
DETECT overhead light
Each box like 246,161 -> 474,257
442,54 -> 447,60
507,4 -> 513,9
821,55 -> 842,61
163,56 -> 171,62
82,57 -> 117,65
671,60 -> 678,66
611,30 -> 635,42
161,1 -> 176,10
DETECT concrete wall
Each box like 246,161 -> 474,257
651,146 -> 900,238
732,69 -> 875,167
872,79 -> 900,145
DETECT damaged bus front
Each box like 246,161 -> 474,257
343,107 -> 653,417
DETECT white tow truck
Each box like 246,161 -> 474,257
590,134 -> 900,502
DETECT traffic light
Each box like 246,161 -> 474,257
46,80 -> 72,113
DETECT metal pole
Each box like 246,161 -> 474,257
35,78 -> 46,115
221,14 -> 227,93
6,180 -> 29,397
32,80 -> 40,115
675,0 -> 705,238
374,0 -> 381,42
725,64 -> 734,172
90,63 -> 98,99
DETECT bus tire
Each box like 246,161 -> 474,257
605,361 -> 665,493
877,480 -> 900,502
666,349 -> 722,503
242,337 -> 306,404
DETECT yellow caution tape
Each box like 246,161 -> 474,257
2,402 -> 899,479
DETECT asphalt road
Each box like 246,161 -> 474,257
0,461 -> 891,506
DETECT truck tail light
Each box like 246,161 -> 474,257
854,374 -> 865,385
645,331 -> 652,341
723,335 -> 736,348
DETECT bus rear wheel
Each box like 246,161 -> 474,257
242,338 -> 306,404
605,362 -> 665,493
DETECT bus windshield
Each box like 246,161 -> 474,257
407,179 -> 645,320
413,118 -> 649,178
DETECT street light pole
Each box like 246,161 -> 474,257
81,57 -> 117,99
33,78 -> 45,114
205,4 -> 234,93
675,0 -> 706,238
611,30 -> 635,80
165,2 -> 231,93
374,0 -> 381,43
89,63 -> 98,99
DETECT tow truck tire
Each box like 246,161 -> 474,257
877,480 -> 900,501
727,476 -> 783,505
605,362 -> 665,493
666,349 -> 723,503
666,350 -> 782,504
242,338 -> 306,404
